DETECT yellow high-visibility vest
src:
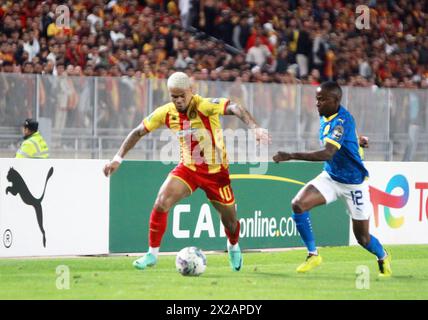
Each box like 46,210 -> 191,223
16,132 -> 49,159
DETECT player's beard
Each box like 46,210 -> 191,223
176,95 -> 193,114
175,104 -> 188,113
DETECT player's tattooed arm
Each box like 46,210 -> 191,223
225,101 -> 272,144
103,124 -> 149,177
273,142 -> 338,162
225,101 -> 259,129
117,124 -> 149,158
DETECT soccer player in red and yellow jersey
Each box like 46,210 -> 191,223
104,72 -> 270,271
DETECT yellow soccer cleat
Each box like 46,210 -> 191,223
378,252 -> 392,278
296,254 -> 323,273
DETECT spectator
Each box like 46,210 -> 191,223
215,9 -> 234,46
296,20 -> 312,79
174,49 -> 195,69
233,15 -> 251,51
179,0 -> 192,30
110,21 -> 126,44
275,47 -> 294,74
312,28 -> 327,80
359,54 -> 372,79
286,18 -> 299,57
87,6 -> 103,34
246,37 -> 271,68
200,0 -> 219,37
263,23 -> 278,48
22,31 -> 40,62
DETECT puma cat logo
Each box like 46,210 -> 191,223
6,167 -> 54,247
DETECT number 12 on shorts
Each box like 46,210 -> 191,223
350,190 -> 363,206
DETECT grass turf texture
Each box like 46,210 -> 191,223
0,244 -> 427,299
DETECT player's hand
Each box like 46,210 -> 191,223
273,151 -> 292,163
255,127 -> 272,145
358,135 -> 369,148
103,160 -> 120,177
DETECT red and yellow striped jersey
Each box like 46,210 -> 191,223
142,94 -> 230,174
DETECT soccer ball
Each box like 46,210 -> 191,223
175,246 -> 207,276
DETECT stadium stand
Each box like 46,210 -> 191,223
0,0 -> 427,87
0,0 -> 427,161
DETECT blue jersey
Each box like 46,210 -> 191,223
319,105 -> 368,184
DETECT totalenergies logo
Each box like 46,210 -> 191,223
369,175 -> 409,228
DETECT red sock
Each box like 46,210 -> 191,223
149,208 -> 168,248
224,221 -> 240,245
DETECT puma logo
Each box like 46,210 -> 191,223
6,167 -> 54,247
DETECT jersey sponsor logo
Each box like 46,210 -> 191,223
332,125 -> 344,141
210,98 -> 221,104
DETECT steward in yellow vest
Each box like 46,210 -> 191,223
16,119 -> 49,159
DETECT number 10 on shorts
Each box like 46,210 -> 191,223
219,185 -> 233,202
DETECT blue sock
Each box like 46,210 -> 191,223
363,234 -> 386,260
292,212 -> 317,253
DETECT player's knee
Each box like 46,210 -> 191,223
154,194 -> 173,212
154,202 -> 169,212
291,198 -> 305,213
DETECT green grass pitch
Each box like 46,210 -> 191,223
0,244 -> 427,300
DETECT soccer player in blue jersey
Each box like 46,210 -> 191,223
273,81 -> 392,277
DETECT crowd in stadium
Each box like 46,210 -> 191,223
0,0 -> 427,89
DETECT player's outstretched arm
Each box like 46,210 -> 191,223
225,101 -> 272,144
103,124 -> 149,177
273,142 -> 338,163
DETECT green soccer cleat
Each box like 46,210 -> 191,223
228,243 -> 243,272
133,253 -> 157,270
296,254 -> 323,273
378,251 -> 392,278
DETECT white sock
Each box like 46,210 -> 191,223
309,250 -> 318,256
148,247 -> 159,257
227,240 -> 239,251
379,250 -> 387,261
